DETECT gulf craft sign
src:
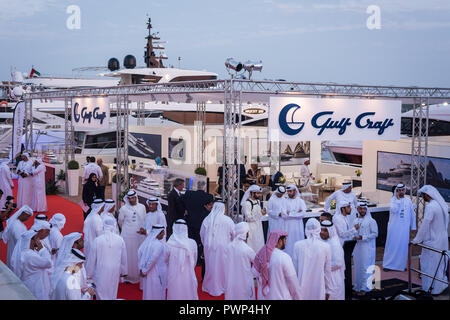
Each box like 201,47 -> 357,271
269,97 -> 401,141
72,97 -> 110,129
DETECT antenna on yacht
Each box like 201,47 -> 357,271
144,17 -> 168,68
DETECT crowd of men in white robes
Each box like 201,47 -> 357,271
2,154 -> 47,213
1,155 -> 448,300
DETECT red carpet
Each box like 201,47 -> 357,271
1,179 -> 228,300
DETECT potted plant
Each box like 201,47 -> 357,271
67,160 -> 80,196
355,169 -> 362,177
194,167 -> 207,176
46,181 -> 59,195
112,173 -> 125,203
56,169 -> 66,193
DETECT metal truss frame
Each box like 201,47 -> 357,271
23,80 -> 450,214
195,101 -> 206,168
64,97 -> 75,193
222,79 -> 243,221
410,98 -> 430,226
115,95 -> 130,209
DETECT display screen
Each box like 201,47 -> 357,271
128,133 -> 162,159
377,151 -> 450,202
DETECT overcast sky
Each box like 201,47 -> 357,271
1,0 -> 449,87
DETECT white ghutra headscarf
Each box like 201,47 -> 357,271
240,185 -> 262,206
201,202 -> 226,250
418,185 -> 449,228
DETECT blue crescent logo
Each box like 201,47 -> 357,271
278,103 -> 305,135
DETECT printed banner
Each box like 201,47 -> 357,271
72,97 -> 110,129
11,101 -> 25,160
269,97 -> 401,141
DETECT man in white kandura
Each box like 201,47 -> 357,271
293,218 -> 332,300
283,184 -> 307,258
383,183 -> 416,272
16,153 -> 33,208
52,248 -> 94,300
30,157 -> 47,212
200,201 -> 235,296
100,199 -> 120,235
138,224 -> 167,300
254,230 -> 300,300
166,219 -> 198,300
300,159 -> 314,202
86,217 -> 128,300
352,202 -> 378,295
224,222 -> 256,300
412,185 -> 449,295
2,205 -> 33,268
324,182 -> 358,213
83,198 -> 105,258
48,213 -> 66,265
19,221 -> 52,299
332,200 -> 359,300
267,186 -> 287,234
0,159 -> 14,210
241,185 -> 265,253
320,219 -> 345,300
143,197 -> 167,239
50,232 -> 87,298
118,189 -> 146,284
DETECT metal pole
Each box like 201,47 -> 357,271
408,243 -> 412,293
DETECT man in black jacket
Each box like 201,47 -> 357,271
166,178 -> 186,238
182,186 -> 214,279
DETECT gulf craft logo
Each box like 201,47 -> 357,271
278,103 -> 395,136
278,104 -> 305,135
73,102 -> 107,125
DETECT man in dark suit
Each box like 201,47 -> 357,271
166,178 -> 186,238
182,184 -> 214,279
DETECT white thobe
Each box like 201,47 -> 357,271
5,220 -> 28,268
21,248 -> 52,300
413,200 -> 449,294
283,197 -> 307,258
83,213 -> 104,259
293,238 -> 332,300
243,199 -> 265,253
267,196 -> 287,234
17,160 -> 33,208
49,227 -> 64,265
332,213 -> 358,246
118,203 -> 146,284
31,164 -> 47,212
324,190 -> 358,212
200,214 -> 235,296
224,239 -> 256,300
144,210 -> 167,239
166,239 -> 198,300
266,248 -> 300,300
100,212 -> 120,235
353,215 -> 378,292
324,239 -> 345,300
86,232 -> 128,300
82,163 -> 103,184
0,163 -> 14,210
52,271 -> 92,300
139,239 -> 168,300
383,197 -> 416,271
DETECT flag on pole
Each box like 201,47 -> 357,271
29,67 -> 41,78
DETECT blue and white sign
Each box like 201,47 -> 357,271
72,97 -> 110,129
269,97 -> 401,141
